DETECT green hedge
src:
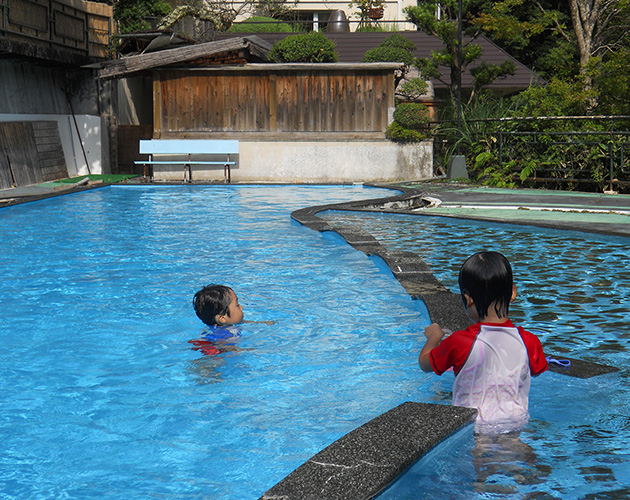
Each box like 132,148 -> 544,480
385,121 -> 427,142
379,34 -> 416,52
362,46 -> 413,65
269,32 -> 338,63
393,102 -> 430,129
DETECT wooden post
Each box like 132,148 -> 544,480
153,72 -> 162,138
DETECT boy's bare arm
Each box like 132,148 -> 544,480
418,323 -> 445,372
243,320 -> 276,325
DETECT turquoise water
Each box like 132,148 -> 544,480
2,186 -> 629,499
321,211 -> 630,499
0,185 -> 431,499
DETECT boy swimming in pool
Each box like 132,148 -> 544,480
418,251 -> 548,433
190,284 -> 273,355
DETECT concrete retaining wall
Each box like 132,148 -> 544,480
152,139 -> 433,183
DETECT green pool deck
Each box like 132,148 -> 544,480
396,183 -> 630,238
0,175 -> 139,207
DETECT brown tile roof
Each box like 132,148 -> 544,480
216,31 -> 544,94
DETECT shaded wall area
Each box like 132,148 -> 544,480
0,60 -> 109,179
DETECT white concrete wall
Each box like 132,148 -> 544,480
151,139 -> 432,183
0,114 -> 109,177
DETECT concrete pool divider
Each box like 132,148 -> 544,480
260,402 -> 477,500
290,185 -> 473,333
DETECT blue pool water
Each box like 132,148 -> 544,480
1,185 -> 629,499
1,185 -> 430,499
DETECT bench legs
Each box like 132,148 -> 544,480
224,164 -> 231,183
183,164 -> 230,183
184,164 -> 193,183
143,164 -> 153,181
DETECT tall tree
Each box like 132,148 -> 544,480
467,0 -> 577,80
404,0 -> 515,104
527,0 -> 630,86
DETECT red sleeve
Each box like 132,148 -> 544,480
430,324 -> 479,376
518,327 -> 548,375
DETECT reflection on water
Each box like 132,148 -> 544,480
322,212 -> 630,357
472,431 -> 551,496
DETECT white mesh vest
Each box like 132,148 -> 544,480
453,324 -> 531,433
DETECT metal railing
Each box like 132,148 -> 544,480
433,115 -> 630,192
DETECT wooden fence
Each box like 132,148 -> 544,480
0,0 -> 112,59
152,64 -> 397,138
0,121 -> 68,189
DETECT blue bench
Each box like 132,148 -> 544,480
135,139 -> 239,183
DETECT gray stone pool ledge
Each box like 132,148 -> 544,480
291,185 -> 473,332
260,402 -> 477,500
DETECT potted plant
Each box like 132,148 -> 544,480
349,0 -> 385,29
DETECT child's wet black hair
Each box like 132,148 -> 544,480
192,284 -> 233,326
458,251 -> 513,320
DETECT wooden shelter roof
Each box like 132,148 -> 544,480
93,36 -> 272,79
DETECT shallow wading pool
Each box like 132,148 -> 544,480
1,185 -> 629,499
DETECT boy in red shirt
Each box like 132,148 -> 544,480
419,251 -> 548,433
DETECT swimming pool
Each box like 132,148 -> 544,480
1,185 -> 628,499
0,185 -> 430,499
321,210 -> 630,498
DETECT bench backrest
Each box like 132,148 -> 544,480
139,139 -> 239,155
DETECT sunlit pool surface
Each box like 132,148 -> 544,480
1,185 -> 430,499
321,210 -> 630,499
1,185 -> 629,499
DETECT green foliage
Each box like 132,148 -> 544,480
393,103 -> 430,129
362,46 -> 413,65
467,0 -> 576,82
385,121 -> 427,143
398,79 -> 429,100
228,15 -> 293,33
510,78 -> 592,118
588,49 -> 630,115
470,60 -> 516,97
404,0 -> 520,106
386,103 -> 430,143
113,0 -> 172,34
379,34 -> 417,52
269,32 -> 338,62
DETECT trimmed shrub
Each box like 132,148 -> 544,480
228,16 -> 293,33
385,121 -> 427,142
393,102 -> 430,130
380,34 -> 416,52
269,32 -> 338,62
362,46 -> 413,65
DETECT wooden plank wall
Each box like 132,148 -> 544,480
0,121 -> 68,189
154,68 -> 394,136
33,121 -> 68,181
